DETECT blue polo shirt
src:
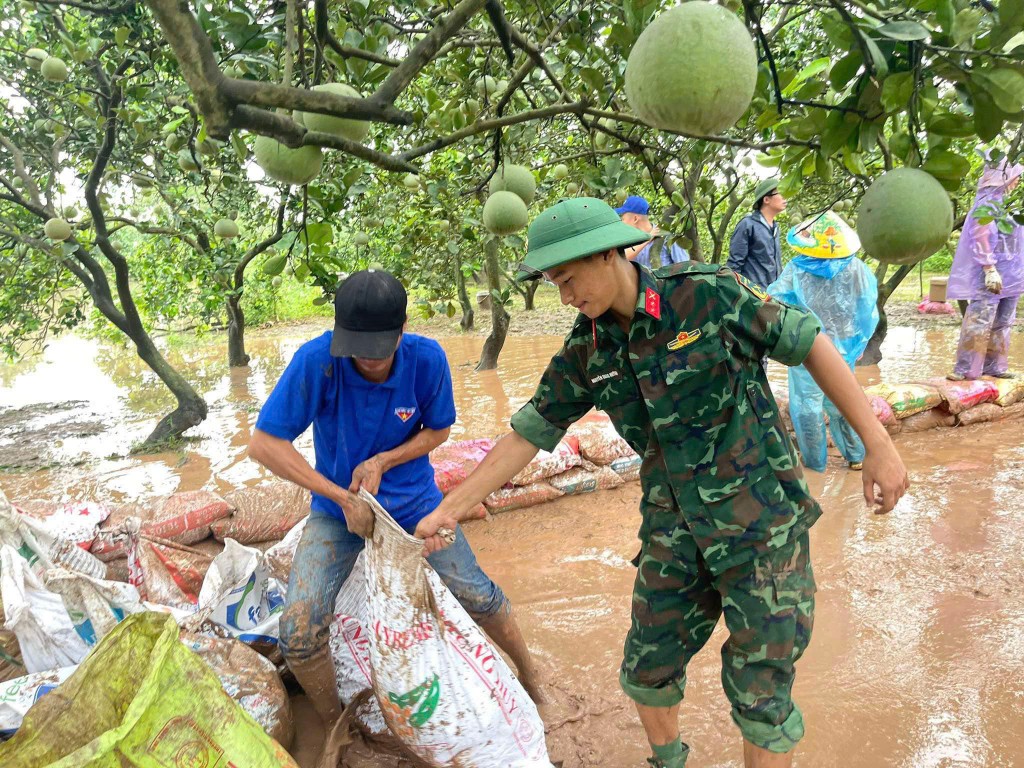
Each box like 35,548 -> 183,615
254,331 -> 455,530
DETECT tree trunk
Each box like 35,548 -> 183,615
859,262 -> 915,366
456,263 -> 474,331
523,280 -> 538,310
226,292 -> 251,367
130,328 -> 208,448
476,237 -> 509,371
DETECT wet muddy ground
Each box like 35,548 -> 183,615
2,309 -> 1024,767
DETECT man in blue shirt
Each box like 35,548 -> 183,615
248,269 -> 542,736
727,177 -> 786,289
615,195 -> 690,269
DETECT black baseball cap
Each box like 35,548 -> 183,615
330,269 -> 407,358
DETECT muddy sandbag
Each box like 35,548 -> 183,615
92,490 -> 233,561
485,481 -> 564,513
264,517 -> 307,583
106,521 -> 213,610
916,298 -> 956,315
211,483 -> 310,545
869,395 -> 897,427
885,420 -> 903,436
511,435 -> 582,486
0,665 -> 77,738
1002,401 -> 1024,420
43,568 -> 144,646
610,454 -> 642,482
864,382 -> 942,419
12,501 -> 110,551
989,377 -> 1024,407
181,630 -> 293,747
918,377 -> 999,415
431,438 -> 494,494
549,460 -> 624,495
899,408 -> 956,433
0,612 -> 298,766
0,491 -> 107,580
568,412 -> 636,465
957,403 -> 1005,426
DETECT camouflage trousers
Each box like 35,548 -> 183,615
620,506 -> 815,754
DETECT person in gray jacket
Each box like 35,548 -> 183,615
727,177 -> 787,289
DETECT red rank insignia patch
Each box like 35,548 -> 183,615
644,287 -> 661,319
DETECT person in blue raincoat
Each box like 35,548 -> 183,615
769,213 -> 879,472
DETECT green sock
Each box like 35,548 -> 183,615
651,737 -> 688,766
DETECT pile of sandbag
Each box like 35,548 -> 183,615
866,376 -> 1024,434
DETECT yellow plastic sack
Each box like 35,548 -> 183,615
0,611 -> 297,767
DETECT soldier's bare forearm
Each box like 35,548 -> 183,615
801,334 -> 889,451
434,430 -> 540,520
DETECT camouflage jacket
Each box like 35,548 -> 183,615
511,262 -> 823,574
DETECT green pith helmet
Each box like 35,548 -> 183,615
753,176 -> 780,202
517,197 -> 649,281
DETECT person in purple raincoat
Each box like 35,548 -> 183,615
946,158 -> 1024,380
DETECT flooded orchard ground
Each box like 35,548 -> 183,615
2,321 -> 1024,766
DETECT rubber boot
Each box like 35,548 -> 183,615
286,645 -> 342,726
647,742 -> 690,768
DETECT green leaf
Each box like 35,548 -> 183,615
971,86 -> 1006,142
830,52 -> 863,91
815,153 -> 833,182
860,34 -> 890,80
927,112 -> 975,137
992,0 -> 1024,48
952,8 -> 984,45
921,150 -> 971,179
876,21 -> 931,41
263,254 -> 287,276
842,151 -> 869,176
936,0 -> 955,35
783,57 -> 831,96
881,72 -> 914,112
820,111 -> 859,156
972,68 -> 1024,114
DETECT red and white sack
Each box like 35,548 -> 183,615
431,439 -> 495,494
0,546 -> 90,673
92,490 -> 233,561
919,377 -> 999,415
485,482 -> 563,514
12,501 -> 110,551
360,491 -> 551,766
916,298 -> 956,315
511,436 -> 581,486
548,460 -> 623,495
568,413 -> 636,465
212,483 -> 310,545
0,491 -> 106,580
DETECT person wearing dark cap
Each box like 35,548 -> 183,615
415,198 -> 908,768
248,269 -> 542,739
727,177 -> 786,289
616,195 -> 690,269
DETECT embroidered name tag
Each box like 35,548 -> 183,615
590,371 -> 620,384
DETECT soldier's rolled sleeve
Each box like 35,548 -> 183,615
716,267 -> 820,365
510,347 -> 594,452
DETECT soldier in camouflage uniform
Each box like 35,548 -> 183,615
417,198 -> 909,768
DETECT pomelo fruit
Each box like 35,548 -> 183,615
25,48 -> 47,70
44,217 -> 72,241
565,182 -> 580,195
483,190 -> 528,235
299,83 -> 370,143
437,219 -> 451,231
625,4 -> 757,135
856,168 -> 953,265
488,163 -> 536,205
214,218 -> 239,238
165,134 -> 184,151
403,173 -> 421,190
41,56 -> 69,82
254,136 -> 323,186
476,76 -> 498,97
353,232 -> 370,246
552,164 -> 569,180
177,150 -> 200,172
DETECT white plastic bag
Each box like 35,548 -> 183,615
43,568 -> 144,645
360,491 -> 551,767
188,539 -> 285,647
0,664 -> 77,738
0,547 -> 90,673
264,517 -> 307,584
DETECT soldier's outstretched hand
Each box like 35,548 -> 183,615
861,440 -> 910,513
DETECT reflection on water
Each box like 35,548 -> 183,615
0,323 -> 1021,505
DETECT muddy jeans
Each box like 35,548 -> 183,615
279,510 -> 510,661
953,297 -> 1020,378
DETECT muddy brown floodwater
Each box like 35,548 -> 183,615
2,321 -> 1024,767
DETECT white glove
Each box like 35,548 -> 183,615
984,268 -> 1003,294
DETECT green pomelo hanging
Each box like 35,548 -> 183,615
254,136 -> 323,186
299,83 -> 370,143
552,164 -> 569,180
41,57 -> 69,82
214,218 -> 239,238
488,163 -> 536,205
483,191 -> 529,235
856,168 -> 953,265
44,218 -> 72,240
25,48 -> 48,70
625,3 -> 757,135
